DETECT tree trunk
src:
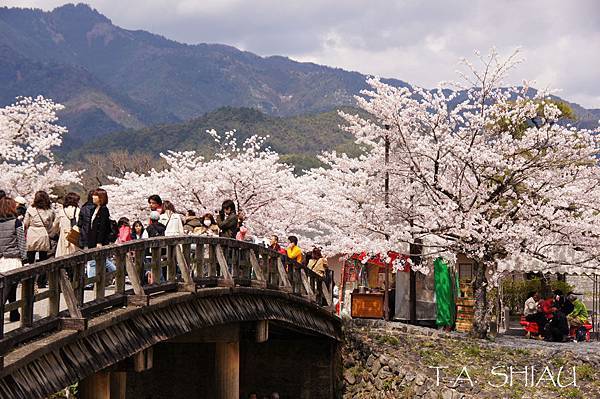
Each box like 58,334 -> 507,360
471,260 -> 489,338
540,274 -> 550,295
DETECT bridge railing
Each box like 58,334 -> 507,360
0,236 -> 333,368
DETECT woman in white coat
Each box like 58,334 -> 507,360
53,192 -> 81,258
163,201 -> 185,236
162,201 -> 192,284
23,190 -> 55,288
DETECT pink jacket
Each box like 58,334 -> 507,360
118,225 -> 132,243
236,225 -> 248,241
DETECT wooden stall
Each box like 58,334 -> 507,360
342,252 -> 404,319
350,292 -> 385,319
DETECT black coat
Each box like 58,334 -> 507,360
77,201 -> 95,248
146,221 -> 166,237
88,206 -> 111,247
217,212 -> 238,238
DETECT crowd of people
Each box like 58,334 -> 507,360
523,289 -> 590,342
0,189 -> 331,322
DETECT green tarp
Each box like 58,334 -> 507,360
434,257 -> 456,327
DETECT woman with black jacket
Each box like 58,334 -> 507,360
85,188 -> 116,281
216,199 -> 238,238
88,188 -> 111,248
77,190 -> 95,249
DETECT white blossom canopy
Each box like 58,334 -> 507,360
0,96 -> 80,198
309,49 -> 600,277
103,130 -> 319,243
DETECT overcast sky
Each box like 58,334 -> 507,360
5,0 -> 600,108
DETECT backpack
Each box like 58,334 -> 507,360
146,222 -> 166,238
576,326 -> 587,342
108,219 -> 119,243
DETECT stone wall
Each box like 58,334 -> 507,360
342,319 -> 600,399
342,321 -> 467,399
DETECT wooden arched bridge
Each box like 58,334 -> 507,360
0,237 -> 341,399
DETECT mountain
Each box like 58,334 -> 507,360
1,3 -> 598,148
0,3 -> 408,144
67,106 -> 365,173
0,41 -> 178,149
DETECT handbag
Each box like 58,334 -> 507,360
66,226 -> 80,247
65,209 -> 80,248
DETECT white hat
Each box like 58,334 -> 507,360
14,196 -> 27,205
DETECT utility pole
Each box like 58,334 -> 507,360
383,125 -> 390,321
409,239 -> 421,324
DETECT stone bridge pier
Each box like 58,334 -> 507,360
80,321 -> 340,399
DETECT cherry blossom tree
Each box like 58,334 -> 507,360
0,96 -> 80,198
104,130 -> 316,241
305,148 -> 414,261
311,49 -> 600,337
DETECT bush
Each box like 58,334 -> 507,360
500,277 -> 573,315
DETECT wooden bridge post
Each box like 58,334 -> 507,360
20,277 -> 34,328
300,269 -> 316,301
320,278 -> 333,307
194,242 -> 204,278
59,269 -> 87,330
276,258 -> 292,292
95,256 -> 107,299
166,245 -> 176,281
215,340 -> 239,399
177,243 -> 195,290
80,371 -> 110,399
125,251 -> 149,307
208,243 -> 216,277
151,246 -> 161,284
110,372 -> 126,399
265,255 -> 273,286
80,370 -> 126,399
215,244 -> 234,286
47,268 -> 60,317
73,262 -> 85,305
248,250 -> 266,288
256,320 -> 269,343
115,252 -> 126,294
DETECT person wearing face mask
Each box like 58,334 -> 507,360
216,199 -> 238,238
192,213 -> 220,236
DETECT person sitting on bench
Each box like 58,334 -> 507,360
566,293 -> 589,328
523,291 -> 545,337
542,293 -> 569,342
